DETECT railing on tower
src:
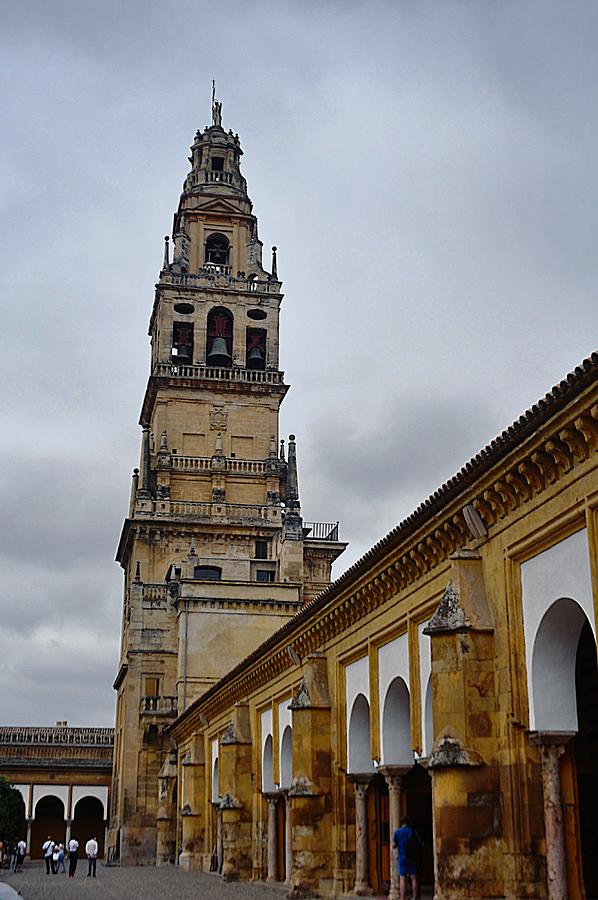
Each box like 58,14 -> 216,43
303,522 -> 340,541
154,363 -> 285,384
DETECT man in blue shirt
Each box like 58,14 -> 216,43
392,815 -> 421,900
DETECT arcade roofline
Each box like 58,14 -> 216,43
169,350 -> 598,735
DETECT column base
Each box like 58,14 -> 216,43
354,883 -> 374,896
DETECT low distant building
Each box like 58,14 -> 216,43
0,723 -> 113,858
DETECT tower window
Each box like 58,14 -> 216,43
206,307 -> 233,367
246,328 -> 266,370
256,569 -> 275,583
211,156 -> 224,172
255,540 -> 269,560
172,322 -> 194,362
205,233 -> 230,267
193,565 -> 222,581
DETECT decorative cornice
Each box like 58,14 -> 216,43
169,354 -> 598,733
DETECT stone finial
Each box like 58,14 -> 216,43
163,236 -> 170,269
160,430 -> 168,452
134,561 -> 141,582
221,702 -> 252,744
288,775 -> 322,798
286,435 -> 299,505
269,434 -> 277,459
424,551 -> 493,634
289,653 -> 331,709
219,793 -> 242,810
271,246 -> 278,279
214,432 -> 222,455
279,439 -> 285,462
423,580 -> 469,634
425,728 -> 483,769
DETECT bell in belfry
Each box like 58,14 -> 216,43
176,343 -> 192,360
247,343 -> 265,369
207,336 -> 232,366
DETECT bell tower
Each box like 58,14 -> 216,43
110,94 -> 346,864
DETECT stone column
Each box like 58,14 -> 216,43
350,776 -> 374,896
379,767 -> 410,900
532,733 -> 573,900
65,818 -> 72,847
25,819 -> 32,857
284,792 -> 293,885
266,795 -> 279,881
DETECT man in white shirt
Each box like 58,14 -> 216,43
85,836 -> 98,878
42,837 -> 54,875
14,838 -> 26,872
68,836 -> 79,878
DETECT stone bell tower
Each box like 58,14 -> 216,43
109,93 -> 346,865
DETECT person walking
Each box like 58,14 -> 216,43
68,836 -> 79,877
85,836 -> 98,877
51,841 -> 60,874
42,837 -> 54,875
392,815 -> 422,900
14,838 -> 26,872
57,843 -> 66,873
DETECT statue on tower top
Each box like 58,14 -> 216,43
211,79 -> 222,127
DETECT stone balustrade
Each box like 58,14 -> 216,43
154,362 -> 285,384
171,455 -> 268,475
158,270 -> 282,294
139,696 -> 178,717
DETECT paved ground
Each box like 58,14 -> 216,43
0,863 -> 288,900
0,862 -> 433,899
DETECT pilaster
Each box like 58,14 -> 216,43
219,701 -> 253,881
288,652 -> 333,896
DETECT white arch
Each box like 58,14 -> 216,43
382,677 -> 413,766
212,758 -> 219,802
72,786 -> 107,819
262,734 -> 275,792
11,784 -> 30,812
521,529 -> 594,729
211,737 -> 219,802
278,697 -> 292,764
423,676 -> 434,756
280,725 -> 293,789
348,693 -> 375,774
32,784 -> 69,814
532,598 -> 590,732
418,620 -> 432,756
34,792 -> 66,817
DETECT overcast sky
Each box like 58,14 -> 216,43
1,0 -> 597,728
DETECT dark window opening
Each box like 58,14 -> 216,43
193,565 -> 222,581
205,233 -> 230,266
206,307 -> 233,367
255,540 -> 268,560
211,156 -> 224,171
246,328 -> 266,370
256,569 -> 275,583
172,321 -> 194,362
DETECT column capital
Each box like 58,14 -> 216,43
529,730 -> 575,749
378,764 -> 411,787
349,774 -> 375,798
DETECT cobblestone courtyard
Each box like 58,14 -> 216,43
0,863 -> 288,900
